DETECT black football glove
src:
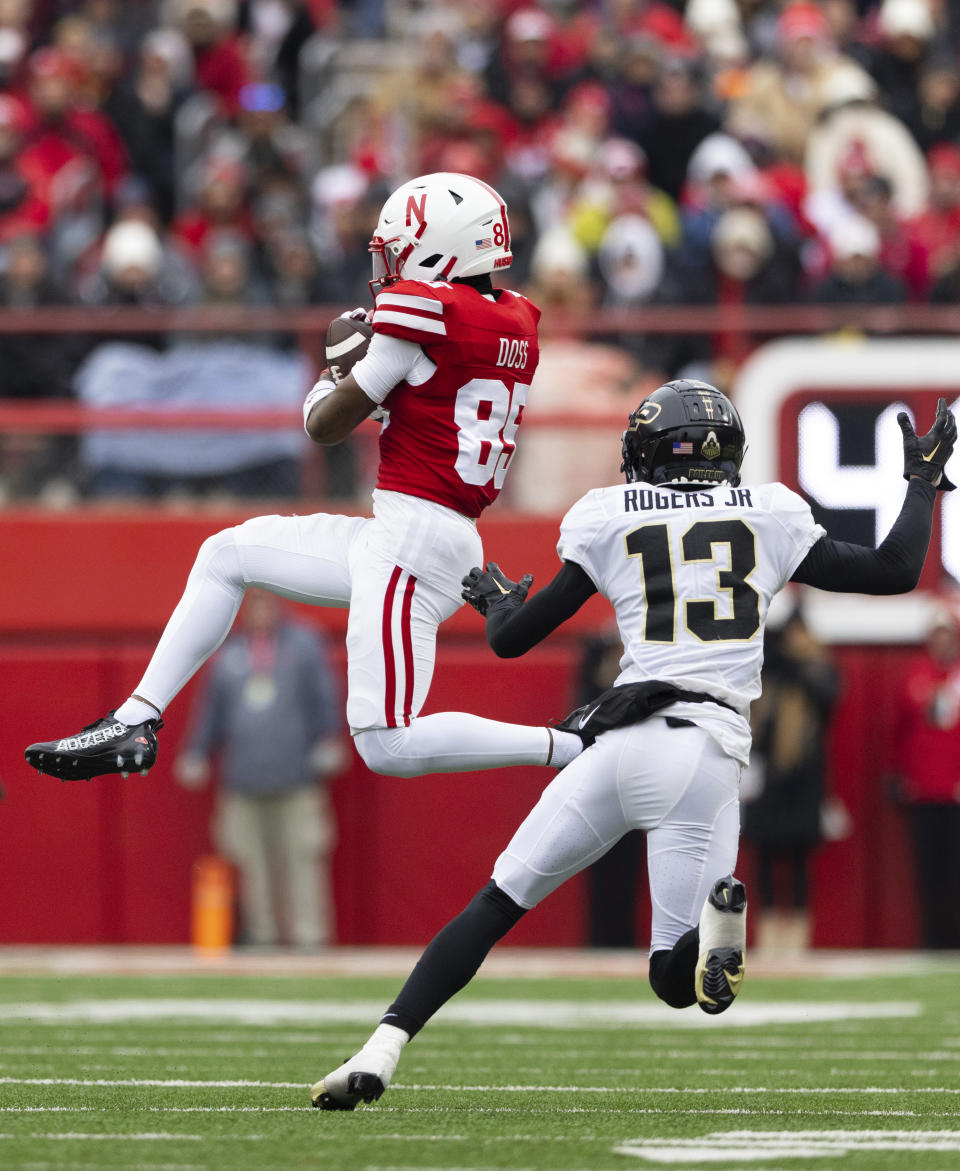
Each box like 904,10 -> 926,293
461,562 -> 533,617
898,397 -> 957,491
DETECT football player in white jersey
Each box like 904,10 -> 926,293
25,173 -> 584,781
311,379 -> 955,1110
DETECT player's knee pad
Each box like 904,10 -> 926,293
193,528 -> 243,592
353,727 -> 420,778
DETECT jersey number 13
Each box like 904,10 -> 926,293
626,519 -> 761,643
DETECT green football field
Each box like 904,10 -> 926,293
1,954 -> 959,1170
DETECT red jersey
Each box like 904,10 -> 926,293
371,279 -> 540,519
896,653 -> 960,803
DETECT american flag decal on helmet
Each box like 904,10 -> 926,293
672,441 -> 694,454
475,238 -> 492,249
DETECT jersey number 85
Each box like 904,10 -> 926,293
455,378 -> 529,490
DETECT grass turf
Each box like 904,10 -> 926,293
0,963 -> 958,1169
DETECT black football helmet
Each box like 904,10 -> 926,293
620,379 -> 746,487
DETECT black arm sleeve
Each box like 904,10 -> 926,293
485,560 -> 598,657
790,478 -> 936,594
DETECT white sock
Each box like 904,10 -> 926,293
356,1022 -> 408,1090
367,1022 -> 410,1051
549,728 -> 584,768
115,697 -> 162,726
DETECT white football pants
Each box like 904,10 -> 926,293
492,717 -> 741,952
131,491 -> 556,774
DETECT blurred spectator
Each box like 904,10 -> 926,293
105,28 -> 193,223
568,137 -> 679,254
75,219 -> 194,347
804,65 -> 929,233
173,156 -> 256,257
169,0 -> 251,115
866,0 -> 940,125
892,606 -> 960,949
238,0 -> 322,116
732,1 -> 875,163
525,224 -> 592,312
451,0 -> 501,79
485,6 -> 566,108
0,230 -> 76,395
853,173 -> 930,298
596,213 -> 665,308
811,215 -> 907,306
680,132 -> 800,268
20,45 -> 128,203
741,607 -> 840,955
174,590 -> 347,950
0,94 -> 46,241
650,201 -> 800,378
310,163 -> 381,305
500,73 -> 558,186
0,0 -> 30,86
264,226 -> 322,308
636,58 -> 719,202
416,72 -> 511,182
710,204 -> 801,304
199,230 -> 263,306
80,218 -> 181,305
915,144 -> 960,287
903,55 -> 960,156
0,233 -> 79,498
686,0 -> 749,77
234,81 -> 313,189
819,0 -> 870,63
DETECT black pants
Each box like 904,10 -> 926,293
908,803 -> 960,949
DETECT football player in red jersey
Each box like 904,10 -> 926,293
26,173 -> 585,781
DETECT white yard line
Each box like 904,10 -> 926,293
0,998 -> 922,1028
1,1075 -> 958,1094
0,1077 -> 305,1088
0,1133 -> 205,1141
614,1129 -> 960,1163
6,1106 -> 960,1118
2,944 -> 958,980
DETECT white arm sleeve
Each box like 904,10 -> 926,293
351,332 -> 437,404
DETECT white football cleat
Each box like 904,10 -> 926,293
695,874 -> 747,1015
311,1024 -> 407,1111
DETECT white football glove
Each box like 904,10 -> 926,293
303,372 -> 337,431
339,306 -> 372,324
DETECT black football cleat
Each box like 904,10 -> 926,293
695,875 -> 747,1016
25,712 -> 163,781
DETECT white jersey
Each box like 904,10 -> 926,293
557,481 -> 825,763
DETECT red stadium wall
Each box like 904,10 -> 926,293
0,511 -> 923,949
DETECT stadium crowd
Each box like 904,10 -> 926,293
3,0 -> 960,497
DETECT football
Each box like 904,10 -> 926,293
325,315 -> 373,382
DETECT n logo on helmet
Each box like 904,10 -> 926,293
405,194 -> 427,228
